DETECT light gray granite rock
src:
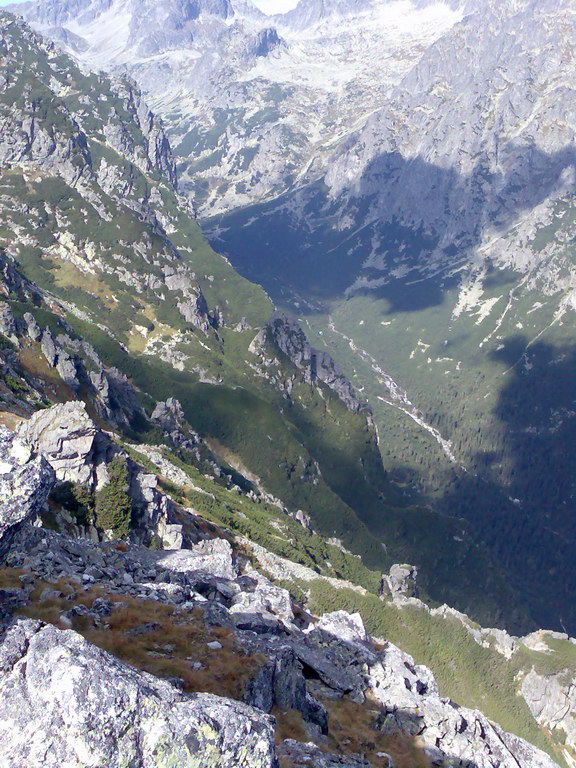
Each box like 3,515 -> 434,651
0,427 -> 54,559
18,401 -> 109,487
521,668 -> 576,760
0,619 -> 277,768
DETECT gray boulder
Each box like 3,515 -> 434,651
0,302 -> 17,341
316,611 -> 368,644
521,668 -> 576,758
0,619 -> 277,768
278,740 -> 374,767
23,312 -> 42,342
380,564 -> 419,600
0,427 -> 54,559
18,401 -> 110,487
152,538 -> 238,580
230,571 -> 295,627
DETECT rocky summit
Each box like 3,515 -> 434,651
0,1 -> 576,767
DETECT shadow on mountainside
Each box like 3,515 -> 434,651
206,142 -> 576,312
205,140 -> 576,633
428,334 -> 576,632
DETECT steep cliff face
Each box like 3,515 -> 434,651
522,665 -> 576,762
0,12 -> 219,336
322,0 -> 576,293
11,0 -> 464,214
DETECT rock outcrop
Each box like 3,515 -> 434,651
521,668 -> 576,763
379,563 -> 419,600
18,401 -> 112,488
0,619 -> 276,768
252,312 -> 366,412
366,638 -> 556,768
17,401 -> 196,548
150,397 -> 210,462
0,427 -> 54,558
0,252 -> 145,428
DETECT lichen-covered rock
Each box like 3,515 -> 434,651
230,570 -> 295,627
0,619 -> 277,768
0,427 -> 54,558
521,667 -> 576,760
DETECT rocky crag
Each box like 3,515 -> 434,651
0,419 -> 572,768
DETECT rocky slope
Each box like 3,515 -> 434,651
1,10 -> 576,766
11,0 -> 465,214
1,418 -> 572,768
0,620 -> 277,768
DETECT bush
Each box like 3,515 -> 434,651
3,374 -> 27,393
95,456 -> 132,537
0,334 -> 16,351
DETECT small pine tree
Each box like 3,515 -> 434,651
71,482 -> 95,526
95,456 -> 132,538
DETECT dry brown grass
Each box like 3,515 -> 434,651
273,708 -> 309,745
0,567 -> 28,589
18,344 -> 75,403
2,568 -> 428,768
53,261 -> 115,308
2,569 -> 264,700
273,686 -> 429,768
322,696 -> 429,768
0,410 -> 26,429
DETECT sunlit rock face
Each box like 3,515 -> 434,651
12,0 -> 465,214
0,427 -> 54,559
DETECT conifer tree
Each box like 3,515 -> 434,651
95,456 -> 132,537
